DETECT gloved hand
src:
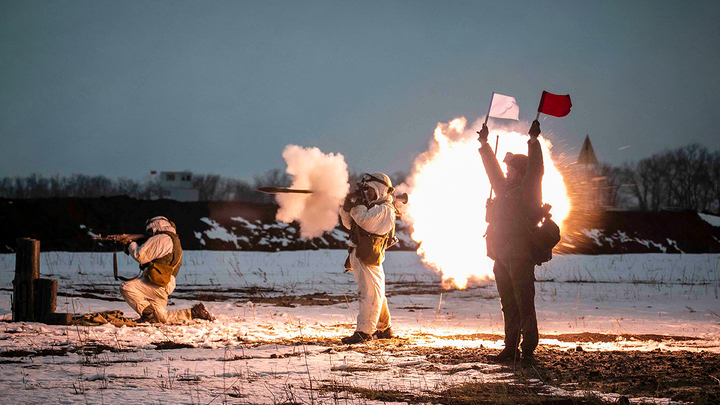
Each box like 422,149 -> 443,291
528,120 -> 541,138
116,237 -> 131,255
476,123 -> 489,144
342,194 -> 354,212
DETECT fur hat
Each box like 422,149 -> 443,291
503,153 -> 528,175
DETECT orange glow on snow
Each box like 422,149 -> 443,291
401,117 -> 570,289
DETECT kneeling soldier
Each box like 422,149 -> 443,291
119,216 -> 214,324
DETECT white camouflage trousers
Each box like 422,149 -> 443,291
120,275 -> 191,324
349,253 -> 391,334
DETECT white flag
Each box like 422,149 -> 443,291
487,93 -> 520,120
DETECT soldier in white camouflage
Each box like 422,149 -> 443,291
118,216 -> 215,324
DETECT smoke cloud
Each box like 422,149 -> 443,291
275,145 -> 350,238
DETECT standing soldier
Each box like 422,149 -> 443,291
477,120 -> 544,366
118,216 -> 215,324
339,173 -> 398,344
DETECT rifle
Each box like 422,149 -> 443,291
257,185 -> 408,209
93,234 -> 145,243
93,234 -> 146,281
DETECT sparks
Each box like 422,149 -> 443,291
401,117 -> 571,289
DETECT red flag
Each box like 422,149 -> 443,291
537,91 -> 572,117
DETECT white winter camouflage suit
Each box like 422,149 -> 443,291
340,178 -> 396,335
119,217 -> 192,324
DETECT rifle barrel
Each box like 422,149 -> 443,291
256,187 -> 313,194
93,234 -> 145,241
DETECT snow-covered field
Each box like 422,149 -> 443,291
0,251 -> 718,404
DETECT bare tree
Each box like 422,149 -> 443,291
597,163 -> 637,208
117,178 -> 141,198
625,156 -> 663,211
192,174 -> 222,201
710,151 -> 720,214
250,169 -> 291,203
222,178 -> 258,202
665,144 -> 713,211
252,168 -> 291,189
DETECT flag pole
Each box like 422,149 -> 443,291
484,92 -> 499,200
488,135 -> 499,200
535,90 -> 546,121
484,92 -> 495,125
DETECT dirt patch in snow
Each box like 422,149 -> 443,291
546,332 -> 700,343
532,348 -> 720,404
403,345 -> 720,404
321,381 -> 609,405
53,285 -> 350,308
408,331 -> 701,344
152,341 -> 196,350
312,335 -> 719,404
234,292 -> 349,307
1,343 -> 134,358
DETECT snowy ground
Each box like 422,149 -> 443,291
0,251 -> 718,404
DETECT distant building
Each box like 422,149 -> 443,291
577,135 -> 598,165
574,135 -> 605,209
150,171 -> 199,201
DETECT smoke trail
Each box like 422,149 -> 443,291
275,145 -> 350,238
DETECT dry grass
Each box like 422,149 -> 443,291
320,380 -> 616,405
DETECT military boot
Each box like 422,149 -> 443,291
521,351 -> 535,367
137,306 -> 157,323
191,303 -> 215,321
488,346 -> 520,363
341,331 -> 372,345
373,327 -> 393,340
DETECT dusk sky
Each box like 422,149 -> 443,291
2,1 -> 719,182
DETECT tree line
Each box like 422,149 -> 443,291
0,170 -> 291,202
4,143 -> 716,213
0,169 -> 408,204
584,143 -> 720,213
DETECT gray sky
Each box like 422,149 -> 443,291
2,0 -> 719,182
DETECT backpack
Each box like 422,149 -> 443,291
350,200 -> 399,266
144,252 -> 182,287
143,232 -> 182,287
354,225 -> 389,266
527,203 -> 561,265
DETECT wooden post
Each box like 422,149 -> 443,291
33,278 -> 57,323
45,313 -> 72,326
12,238 -> 40,322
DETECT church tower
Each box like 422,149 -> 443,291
577,135 -> 598,165
575,135 -> 603,209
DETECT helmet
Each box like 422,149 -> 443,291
361,172 -> 394,198
145,216 -> 177,236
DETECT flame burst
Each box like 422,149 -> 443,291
401,117 -> 570,289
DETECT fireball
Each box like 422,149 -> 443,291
400,117 -> 570,289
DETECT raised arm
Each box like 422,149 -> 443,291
522,120 -> 544,208
477,124 -> 507,193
